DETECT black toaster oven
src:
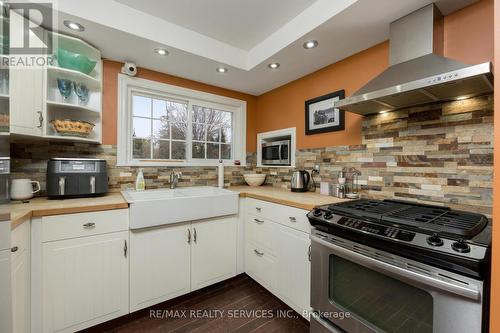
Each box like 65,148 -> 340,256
46,158 -> 108,199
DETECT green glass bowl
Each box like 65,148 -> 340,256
56,48 -> 97,75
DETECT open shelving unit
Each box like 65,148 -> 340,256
43,31 -> 102,143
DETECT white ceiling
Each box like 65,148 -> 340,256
53,0 -> 479,96
113,0 -> 318,50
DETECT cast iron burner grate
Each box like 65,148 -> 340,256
328,199 -> 487,238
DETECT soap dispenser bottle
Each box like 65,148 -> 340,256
135,168 -> 145,191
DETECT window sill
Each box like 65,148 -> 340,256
116,161 -> 247,168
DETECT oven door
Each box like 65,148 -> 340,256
261,140 -> 290,165
310,233 -> 484,333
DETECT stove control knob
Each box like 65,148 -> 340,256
426,233 -> 444,247
312,209 -> 322,217
452,239 -> 471,253
323,212 -> 333,220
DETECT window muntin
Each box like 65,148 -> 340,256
191,105 -> 233,161
131,94 -> 188,161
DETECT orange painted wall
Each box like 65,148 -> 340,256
102,60 -> 258,151
256,0 -> 494,150
490,1 -> 499,331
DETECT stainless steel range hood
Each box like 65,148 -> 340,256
335,4 -> 493,115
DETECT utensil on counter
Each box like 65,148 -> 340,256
291,170 -> 310,192
243,174 -> 266,187
11,179 -> 40,201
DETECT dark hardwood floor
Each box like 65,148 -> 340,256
80,274 -> 310,333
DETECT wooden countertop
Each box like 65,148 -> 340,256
229,185 -> 350,210
10,193 -> 129,230
10,186 -> 349,229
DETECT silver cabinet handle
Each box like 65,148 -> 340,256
255,207 -> 262,212
289,217 -> 297,223
59,176 -> 66,196
187,229 -> 191,244
254,249 -> 264,257
11,246 -> 18,253
37,111 -> 43,128
308,245 -> 311,262
83,222 -> 95,229
124,240 -> 127,258
90,176 -> 96,194
254,218 -> 264,224
193,228 -> 197,243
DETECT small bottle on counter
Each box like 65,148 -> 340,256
135,168 -> 145,191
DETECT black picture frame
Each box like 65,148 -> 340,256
305,89 -> 345,135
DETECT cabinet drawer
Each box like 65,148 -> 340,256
244,242 -> 276,291
277,206 -> 311,234
11,221 -> 29,261
246,198 -> 311,234
42,209 -> 129,242
245,214 -> 275,255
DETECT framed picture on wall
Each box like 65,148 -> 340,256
305,89 -> 345,135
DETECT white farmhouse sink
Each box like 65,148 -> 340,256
122,187 -> 239,229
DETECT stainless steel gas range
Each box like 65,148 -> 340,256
307,199 -> 491,333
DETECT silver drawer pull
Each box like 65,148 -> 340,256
11,246 -> 18,253
289,217 -> 297,222
254,218 -> 264,224
255,207 -> 262,212
83,222 -> 96,229
254,249 -> 264,257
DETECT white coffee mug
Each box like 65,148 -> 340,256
11,179 -> 41,201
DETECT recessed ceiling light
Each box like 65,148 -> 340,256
216,67 -> 228,73
63,20 -> 85,32
268,62 -> 280,69
303,40 -> 318,49
154,48 -> 169,56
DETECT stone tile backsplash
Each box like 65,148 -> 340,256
11,95 -> 493,216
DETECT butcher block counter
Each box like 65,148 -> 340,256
10,193 -> 128,230
229,185 -> 350,211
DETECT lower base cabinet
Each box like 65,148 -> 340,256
129,223 -> 191,312
42,231 -> 129,333
244,199 -> 311,317
130,216 -> 237,312
0,249 -> 11,333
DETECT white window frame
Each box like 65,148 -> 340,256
117,75 -> 246,167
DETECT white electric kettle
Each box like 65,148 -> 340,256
11,179 -> 41,201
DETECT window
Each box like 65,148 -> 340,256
118,76 -> 246,166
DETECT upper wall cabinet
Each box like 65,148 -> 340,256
10,25 -> 103,143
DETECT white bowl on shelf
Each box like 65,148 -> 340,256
243,174 -> 267,187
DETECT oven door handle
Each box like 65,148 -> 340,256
311,235 -> 481,301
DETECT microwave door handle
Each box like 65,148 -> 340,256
59,177 -> 65,196
90,176 -> 96,194
311,235 -> 480,301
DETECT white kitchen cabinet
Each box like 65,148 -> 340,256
130,216 -> 238,312
0,248 -> 12,333
9,67 -> 44,137
275,223 -> 311,316
243,199 -> 311,318
11,221 -> 30,333
191,216 -> 237,290
129,224 -> 191,312
42,231 -> 129,333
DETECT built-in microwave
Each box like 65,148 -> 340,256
261,140 -> 290,165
